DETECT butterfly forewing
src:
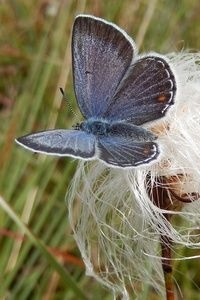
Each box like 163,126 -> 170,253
16,130 -> 96,159
72,15 -> 135,118
103,56 -> 176,125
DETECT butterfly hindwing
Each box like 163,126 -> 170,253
16,130 -> 96,159
97,122 -> 159,168
98,136 -> 159,168
103,56 -> 176,125
72,15 -> 135,118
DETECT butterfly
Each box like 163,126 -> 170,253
15,15 -> 177,168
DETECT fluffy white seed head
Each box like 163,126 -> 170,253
67,53 -> 200,299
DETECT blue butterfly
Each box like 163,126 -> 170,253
16,15 -> 176,168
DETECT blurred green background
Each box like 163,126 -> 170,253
0,1 -> 200,299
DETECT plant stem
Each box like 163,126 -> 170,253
160,220 -> 175,300
146,175 -> 175,300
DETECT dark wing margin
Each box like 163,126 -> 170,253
72,15 -> 135,118
15,129 -> 96,159
103,55 -> 177,125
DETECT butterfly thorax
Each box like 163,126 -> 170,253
79,119 -> 110,136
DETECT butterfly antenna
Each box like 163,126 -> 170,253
59,87 -> 79,122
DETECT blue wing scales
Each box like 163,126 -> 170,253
72,15 -> 135,118
103,56 -> 176,125
16,130 -> 96,159
98,136 -> 159,168
97,123 -> 159,168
